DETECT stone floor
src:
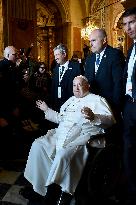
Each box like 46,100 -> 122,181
0,160 -> 76,205
0,160 -> 29,205
0,159 -> 125,205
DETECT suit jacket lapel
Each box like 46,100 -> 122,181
60,61 -> 72,83
124,45 -> 135,84
54,65 -> 60,85
124,44 -> 136,98
95,46 -> 109,76
90,54 -> 95,79
132,57 -> 136,98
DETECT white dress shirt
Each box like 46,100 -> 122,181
126,41 -> 136,96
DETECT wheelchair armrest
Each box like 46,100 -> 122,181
87,126 -> 115,149
87,134 -> 106,148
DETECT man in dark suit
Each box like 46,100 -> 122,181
51,43 -> 81,112
84,29 -> 125,124
0,46 -> 20,126
0,46 -> 21,161
122,7 -> 136,205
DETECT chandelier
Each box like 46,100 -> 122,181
81,21 -> 98,40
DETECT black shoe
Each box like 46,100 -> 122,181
28,199 -> 45,205
19,186 -> 44,201
45,183 -> 62,205
57,192 -> 73,205
124,199 -> 136,205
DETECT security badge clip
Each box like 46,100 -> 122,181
58,86 -> 61,98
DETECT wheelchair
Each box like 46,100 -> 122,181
74,125 -> 123,205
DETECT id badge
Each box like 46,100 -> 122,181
58,86 -> 61,98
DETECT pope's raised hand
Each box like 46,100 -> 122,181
81,107 -> 94,121
36,100 -> 48,112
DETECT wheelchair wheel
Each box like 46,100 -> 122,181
87,144 -> 122,199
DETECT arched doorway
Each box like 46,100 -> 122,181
37,0 -> 62,70
1,0 -> 71,69
113,10 -> 134,56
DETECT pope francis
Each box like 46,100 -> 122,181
23,75 -> 115,205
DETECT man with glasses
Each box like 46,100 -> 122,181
0,46 -> 21,162
84,29 -> 126,148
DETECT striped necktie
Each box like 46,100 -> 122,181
96,54 -> 100,66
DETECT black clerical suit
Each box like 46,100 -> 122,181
51,60 -> 81,112
123,43 -> 136,203
0,58 -> 21,160
0,58 -> 20,120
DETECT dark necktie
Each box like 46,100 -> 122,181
60,66 -> 64,78
96,54 -> 100,66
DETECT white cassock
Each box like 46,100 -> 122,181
24,93 -> 115,196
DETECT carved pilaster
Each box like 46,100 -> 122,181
90,0 -> 106,28
101,7 -> 105,28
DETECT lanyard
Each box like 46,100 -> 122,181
59,66 -> 68,85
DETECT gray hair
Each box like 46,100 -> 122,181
53,43 -> 68,54
4,46 -> 16,59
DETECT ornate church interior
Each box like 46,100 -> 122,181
0,0 -> 135,68
0,0 -> 136,205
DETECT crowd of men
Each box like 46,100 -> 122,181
0,6 -> 136,205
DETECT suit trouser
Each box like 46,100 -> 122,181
123,99 -> 136,201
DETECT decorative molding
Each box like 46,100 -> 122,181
37,7 -> 55,27
87,0 -> 106,28
52,0 -> 71,22
113,9 -> 125,48
91,0 -> 105,13
113,10 -> 124,30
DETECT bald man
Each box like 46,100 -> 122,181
4,46 -> 17,63
84,29 -> 125,123
84,29 -> 126,149
0,46 -> 18,121
21,75 -> 115,205
0,46 -> 20,161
